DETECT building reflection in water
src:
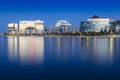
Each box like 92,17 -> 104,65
8,36 -> 44,65
109,37 -> 114,64
80,37 -> 115,66
8,37 -> 19,61
7,36 -> 115,66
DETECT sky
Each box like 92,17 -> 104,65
0,0 -> 120,33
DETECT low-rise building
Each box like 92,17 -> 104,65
8,23 -> 18,35
80,15 -> 111,32
72,27 -> 80,33
80,15 -> 120,33
19,20 -> 44,34
55,20 -> 72,33
45,26 -> 56,33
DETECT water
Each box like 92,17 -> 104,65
0,36 -> 120,80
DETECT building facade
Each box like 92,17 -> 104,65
80,15 -> 120,33
19,20 -> 44,34
8,23 -> 18,35
115,20 -> 120,32
45,26 -> 56,33
55,20 -> 72,33
80,15 -> 111,32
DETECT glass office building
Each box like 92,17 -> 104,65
80,16 -> 110,32
80,15 -> 119,32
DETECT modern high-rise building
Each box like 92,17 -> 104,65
8,23 -> 18,35
55,20 -> 72,33
19,20 -> 44,34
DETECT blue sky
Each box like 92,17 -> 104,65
0,0 -> 120,32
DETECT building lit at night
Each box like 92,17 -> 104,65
80,15 -> 120,32
8,23 -> 18,35
19,20 -> 44,35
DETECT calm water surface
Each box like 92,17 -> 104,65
0,36 -> 120,80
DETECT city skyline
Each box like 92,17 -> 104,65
6,15 -> 120,35
0,0 -> 120,33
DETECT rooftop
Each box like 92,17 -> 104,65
91,15 -> 100,19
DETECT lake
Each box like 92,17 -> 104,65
0,36 -> 120,80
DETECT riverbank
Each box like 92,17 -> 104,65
1,34 -> 120,38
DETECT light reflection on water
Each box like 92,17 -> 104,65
6,36 -> 120,66
44,37 -> 117,66
1,36 -> 120,79
8,36 -> 44,65
79,37 -> 115,65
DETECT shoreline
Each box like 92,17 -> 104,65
1,34 -> 120,38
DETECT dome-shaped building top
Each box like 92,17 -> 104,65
91,15 -> 100,19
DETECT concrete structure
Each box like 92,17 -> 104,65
45,26 -> 56,33
8,23 -> 18,35
115,20 -> 120,32
19,20 -> 44,34
72,27 -> 80,33
55,20 -> 72,33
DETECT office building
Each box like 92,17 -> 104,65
80,15 -> 111,32
19,20 -> 44,34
